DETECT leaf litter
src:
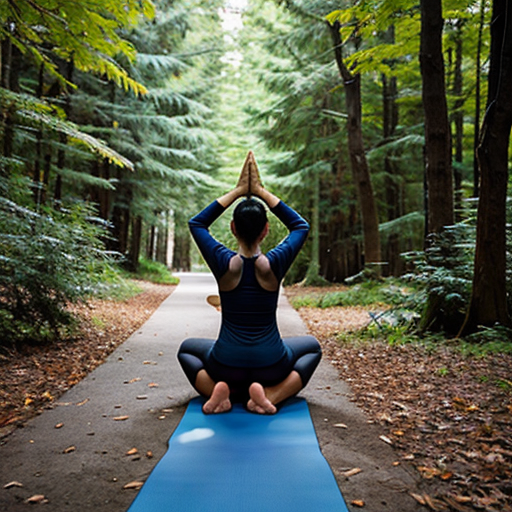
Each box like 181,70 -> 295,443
0,282 -> 175,437
2,281 -> 511,510
287,286 -> 512,511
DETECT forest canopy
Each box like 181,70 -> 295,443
0,0 -> 511,347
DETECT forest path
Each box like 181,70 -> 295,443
0,273 -> 423,512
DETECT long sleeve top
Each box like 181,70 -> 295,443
188,199 -> 309,367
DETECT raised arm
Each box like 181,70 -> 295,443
217,151 -> 251,208
247,152 -> 309,281
248,152 -> 280,208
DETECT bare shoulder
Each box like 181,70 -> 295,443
229,254 -> 243,272
255,255 -> 278,291
218,254 -> 243,291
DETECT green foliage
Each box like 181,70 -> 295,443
289,279 -> 413,308
0,89 -> 134,170
0,183 -> 116,347
461,324 -> 512,355
336,321 -> 512,357
0,0 -> 153,95
403,222 -> 475,334
127,257 -> 180,285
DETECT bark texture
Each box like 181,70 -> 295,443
467,0 -> 512,328
419,0 -> 454,234
328,21 -> 381,270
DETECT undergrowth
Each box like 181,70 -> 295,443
123,257 -> 180,286
289,279 -> 413,308
291,277 -> 512,357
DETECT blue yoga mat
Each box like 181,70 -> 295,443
127,397 -> 349,512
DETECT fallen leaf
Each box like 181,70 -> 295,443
76,398 -> 89,406
379,435 -> 393,445
136,395 -> 148,400
334,423 -> 348,429
63,446 -> 76,454
26,494 -> 46,503
146,451 -> 153,458
4,481 -> 23,489
423,493 -> 447,511
113,415 -> 129,421
417,466 -> 442,479
24,397 -> 34,407
410,493 -> 426,505
440,471 -> 453,481
342,467 -> 362,478
148,382 -> 159,388
143,361 -> 157,365
351,499 -> 365,507
126,448 -> 138,456
452,495 -> 472,504
442,496 -> 473,512
126,377 -> 141,384
123,481 -> 144,490
474,495 -> 500,507
54,423 -> 64,429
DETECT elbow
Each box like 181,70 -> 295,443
188,218 -> 200,236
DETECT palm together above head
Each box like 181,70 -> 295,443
236,151 -> 265,199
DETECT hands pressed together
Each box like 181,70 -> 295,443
218,151 -> 279,209
235,150 -> 264,198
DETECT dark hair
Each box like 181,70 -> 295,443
233,198 -> 268,246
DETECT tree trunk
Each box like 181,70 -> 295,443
472,0 -> 487,198
382,24 -> 399,223
419,0 -> 454,234
127,216 -> 142,272
304,166 -> 322,284
1,37 -> 12,89
466,0 -> 512,329
328,21 -> 381,273
109,184 -> 131,256
451,22 -> 464,221
172,209 -> 191,272
147,224 -> 156,260
156,213 -> 169,265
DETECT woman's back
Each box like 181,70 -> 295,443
213,255 -> 285,368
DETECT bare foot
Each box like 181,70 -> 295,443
203,382 -> 231,414
247,383 -> 277,414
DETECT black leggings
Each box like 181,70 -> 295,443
177,336 -> 322,399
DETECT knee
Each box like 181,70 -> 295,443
178,337 -> 214,357
285,335 -> 322,356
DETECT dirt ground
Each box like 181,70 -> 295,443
285,285 -> 512,512
1,281 -> 511,511
0,281 -> 176,438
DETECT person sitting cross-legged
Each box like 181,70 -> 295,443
177,151 -> 321,414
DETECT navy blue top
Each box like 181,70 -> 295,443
189,200 -> 309,367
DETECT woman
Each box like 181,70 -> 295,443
178,151 -> 321,414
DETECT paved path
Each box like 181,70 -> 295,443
0,273 -> 423,511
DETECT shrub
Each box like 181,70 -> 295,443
0,196 -> 115,348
